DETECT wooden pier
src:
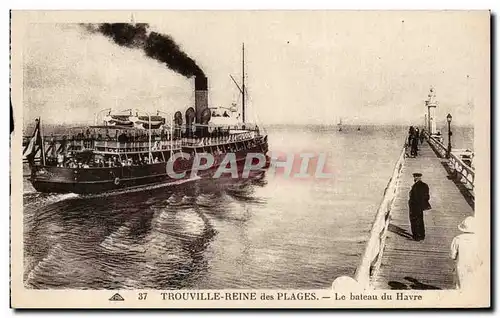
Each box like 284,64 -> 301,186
372,139 -> 474,290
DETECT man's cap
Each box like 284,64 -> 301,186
412,173 -> 423,177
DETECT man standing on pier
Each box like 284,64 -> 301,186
419,128 -> 426,144
408,173 -> 431,241
411,130 -> 419,157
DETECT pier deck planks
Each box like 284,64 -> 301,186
373,141 -> 474,290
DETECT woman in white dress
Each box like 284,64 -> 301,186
450,216 -> 482,290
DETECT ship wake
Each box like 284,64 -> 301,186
77,176 -> 202,199
23,192 -> 80,209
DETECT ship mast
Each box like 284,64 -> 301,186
229,43 -> 247,123
39,117 -> 46,166
242,42 -> 245,123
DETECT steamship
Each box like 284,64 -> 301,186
23,45 -> 269,194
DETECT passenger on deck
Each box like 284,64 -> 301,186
67,158 -> 77,168
118,132 -> 128,143
57,153 -> 64,167
408,172 -> 431,241
95,158 -> 103,168
450,216 -> 482,290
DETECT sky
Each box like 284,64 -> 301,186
20,11 -> 489,127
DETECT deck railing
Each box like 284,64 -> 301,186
350,144 -> 407,289
426,132 -> 475,194
182,132 -> 256,147
23,127 -> 261,147
24,132 -> 261,164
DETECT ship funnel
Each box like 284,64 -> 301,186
195,76 -> 208,124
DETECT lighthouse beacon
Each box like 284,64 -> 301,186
425,87 -> 438,136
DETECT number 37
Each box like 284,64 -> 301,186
138,292 -> 148,300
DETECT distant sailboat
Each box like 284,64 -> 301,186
338,118 -> 342,131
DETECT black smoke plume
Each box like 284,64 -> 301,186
84,23 -> 205,78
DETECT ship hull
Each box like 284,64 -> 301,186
31,173 -> 189,194
29,143 -> 269,194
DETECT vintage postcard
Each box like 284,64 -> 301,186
10,10 -> 490,308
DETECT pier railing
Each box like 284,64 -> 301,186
353,144 -> 406,289
426,132 -> 475,194
426,133 -> 448,158
449,152 -> 475,192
